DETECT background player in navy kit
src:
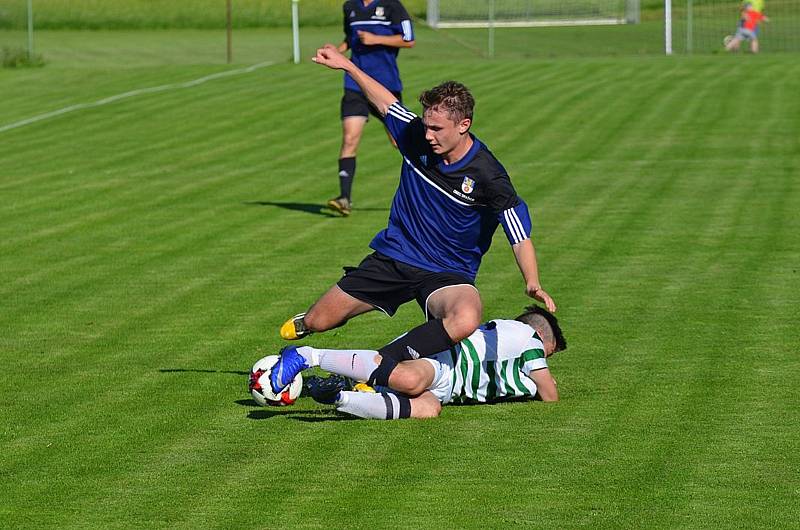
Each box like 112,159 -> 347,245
329,0 -> 415,216
272,43 -> 556,395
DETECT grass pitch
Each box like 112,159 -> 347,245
1,25 -> 800,528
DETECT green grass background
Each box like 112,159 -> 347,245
2,18 -> 800,530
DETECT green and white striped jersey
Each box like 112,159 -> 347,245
448,319 -> 548,403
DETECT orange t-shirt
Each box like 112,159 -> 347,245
743,9 -> 765,31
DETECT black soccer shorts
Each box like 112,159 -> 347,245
337,252 -> 474,317
340,89 -> 403,122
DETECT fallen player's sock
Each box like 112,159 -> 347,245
336,391 -> 411,420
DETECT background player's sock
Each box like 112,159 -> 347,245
336,391 -> 411,420
338,157 -> 356,200
317,349 -> 380,381
378,318 -> 454,362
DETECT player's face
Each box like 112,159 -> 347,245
422,107 -> 471,158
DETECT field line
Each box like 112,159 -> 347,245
0,61 -> 275,134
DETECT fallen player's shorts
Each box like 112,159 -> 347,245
422,351 -> 457,404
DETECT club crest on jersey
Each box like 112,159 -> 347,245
420,155 -> 428,166
375,7 -> 385,17
461,176 -> 475,194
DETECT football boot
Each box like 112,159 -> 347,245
280,312 -> 311,340
327,196 -> 352,217
270,345 -> 309,393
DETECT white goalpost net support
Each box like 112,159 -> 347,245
427,0 -> 640,29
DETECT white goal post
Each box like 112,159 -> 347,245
427,0 -> 641,29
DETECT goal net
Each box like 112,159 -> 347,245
667,0 -> 800,54
427,0 -> 641,28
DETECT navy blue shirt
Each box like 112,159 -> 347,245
369,102 -> 533,281
343,0 -> 414,93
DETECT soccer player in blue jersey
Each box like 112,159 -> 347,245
329,0 -> 415,216
273,43 -> 556,395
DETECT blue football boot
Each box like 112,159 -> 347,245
304,375 -> 349,404
270,346 -> 309,393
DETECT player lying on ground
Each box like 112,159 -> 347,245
274,304 -> 566,420
276,43 -> 556,394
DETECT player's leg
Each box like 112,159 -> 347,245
751,36 -> 759,53
370,272 -> 478,386
329,90 -> 370,216
335,390 -> 442,420
425,284 -> 482,343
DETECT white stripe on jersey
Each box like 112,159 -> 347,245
403,157 -> 475,207
401,20 -> 414,40
350,20 -> 392,26
503,208 -> 528,243
388,107 -> 414,124
388,102 -> 416,121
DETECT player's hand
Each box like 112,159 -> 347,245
527,285 -> 556,313
312,44 -> 350,70
357,30 -> 379,46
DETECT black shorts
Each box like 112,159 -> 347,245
337,252 -> 474,317
341,89 -> 403,122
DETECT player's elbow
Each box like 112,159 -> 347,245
538,388 -> 559,402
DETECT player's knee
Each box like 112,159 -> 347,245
388,365 -> 426,395
411,395 -> 442,419
445,311 -> 481,342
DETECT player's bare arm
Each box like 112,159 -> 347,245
357,31 -> 415,48
512,238 -> 557,312
529,368 -> 558,402
312,44 -> 398,117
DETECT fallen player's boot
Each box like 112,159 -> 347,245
305,375 -> 348,404
352,382 -> 376,393
279,312 -> 311,340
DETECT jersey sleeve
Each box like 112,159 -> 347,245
385,101 -> 426,157
498,197 -> 532,246
390,2 -> 415,41
520,334 -> 548,376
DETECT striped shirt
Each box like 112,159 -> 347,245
449,320 -> 548,402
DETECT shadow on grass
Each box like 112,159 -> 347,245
159,368 -> 249,375
243,201 -> 337,217
235,399 -> 357,422
244,200 -> 389,216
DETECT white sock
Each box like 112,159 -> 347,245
317,349 -> 380,381
336,391 -> 410,420
295,346 -> 319,367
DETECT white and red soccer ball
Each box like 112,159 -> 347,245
249,355 -> 302,406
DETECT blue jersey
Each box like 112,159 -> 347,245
343,0 -> 414,93
369,102 -> 533,281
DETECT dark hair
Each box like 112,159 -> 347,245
515,305 -> 567,353
418,81 -> 475,123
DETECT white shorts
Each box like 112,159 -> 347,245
422,351 -> 456,404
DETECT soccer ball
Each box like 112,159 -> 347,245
249,355 -> 303,406
723,34 -> 734,47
